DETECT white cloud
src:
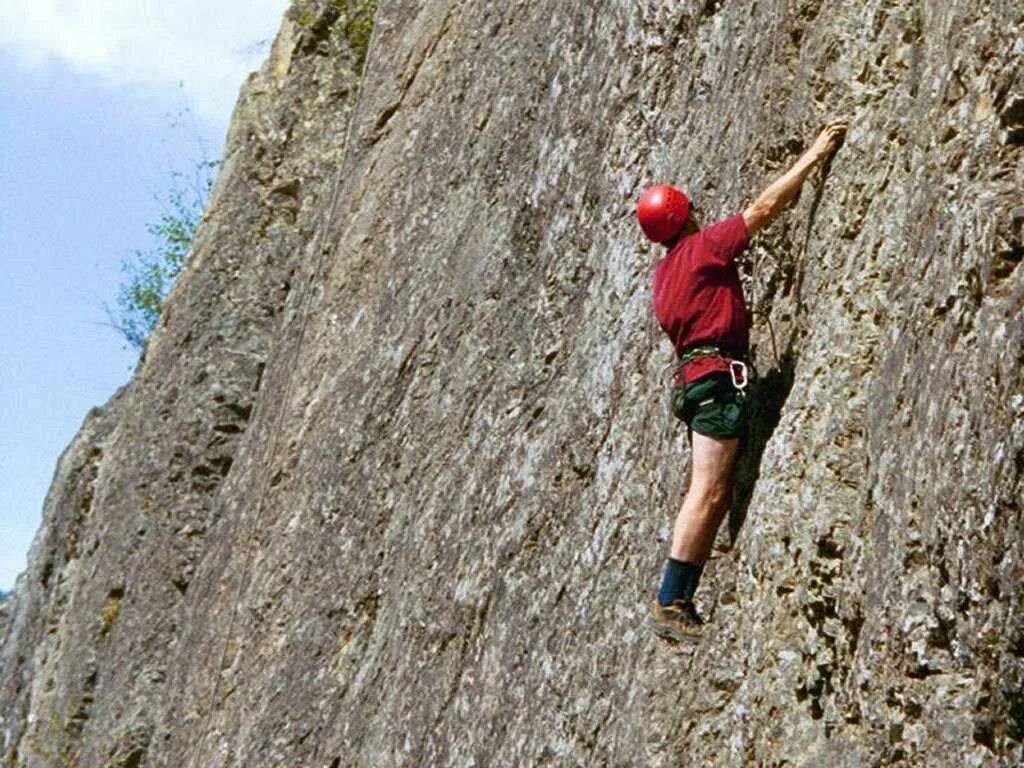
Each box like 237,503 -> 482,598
0,0 -> 291,128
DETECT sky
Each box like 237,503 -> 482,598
0,0 -> 290,592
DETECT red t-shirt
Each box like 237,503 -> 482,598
652,213 -> 751,384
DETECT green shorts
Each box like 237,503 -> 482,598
671,372 -> 748,440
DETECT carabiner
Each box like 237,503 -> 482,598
729,360 -> 748,392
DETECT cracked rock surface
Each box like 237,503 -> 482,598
2,1 -> 1022,766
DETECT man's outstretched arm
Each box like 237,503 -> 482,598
742,121 -> 848,236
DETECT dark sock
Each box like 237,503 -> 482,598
657,558 -> 704,606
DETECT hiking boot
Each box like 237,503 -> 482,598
644,599 -> 704,643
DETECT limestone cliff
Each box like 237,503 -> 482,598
2,1 -> 1022,766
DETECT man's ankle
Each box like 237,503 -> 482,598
657,557 -> 704,606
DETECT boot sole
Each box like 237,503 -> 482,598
643,615 -> 702,644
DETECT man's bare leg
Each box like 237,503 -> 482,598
647,432 -> 740,640
671,432 -> 740,563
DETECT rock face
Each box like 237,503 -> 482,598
2,1 -> 1022,765
0,593 -> 11,657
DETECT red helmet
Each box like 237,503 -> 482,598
636,184 -> 691,244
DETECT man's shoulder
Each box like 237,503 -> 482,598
702,212 -> 747,238
698,213 -> 749,258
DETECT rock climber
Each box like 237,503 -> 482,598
639,121 -> 848,643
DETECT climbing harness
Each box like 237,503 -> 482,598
676,343 -> 724,366
672,343 -> 752,407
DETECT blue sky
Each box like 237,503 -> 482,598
0,1 -> 288,591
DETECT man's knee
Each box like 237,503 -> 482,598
687,478 -> 731,515
708,480 -> 732,511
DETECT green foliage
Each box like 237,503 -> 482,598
295,5 -> 316,28
340,0 -> 378,71
104,158 -> 217,354
295,0 -> 377,69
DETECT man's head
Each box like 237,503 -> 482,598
636,184 -> 695,246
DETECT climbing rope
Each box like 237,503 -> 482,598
191,13 -> 383,765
